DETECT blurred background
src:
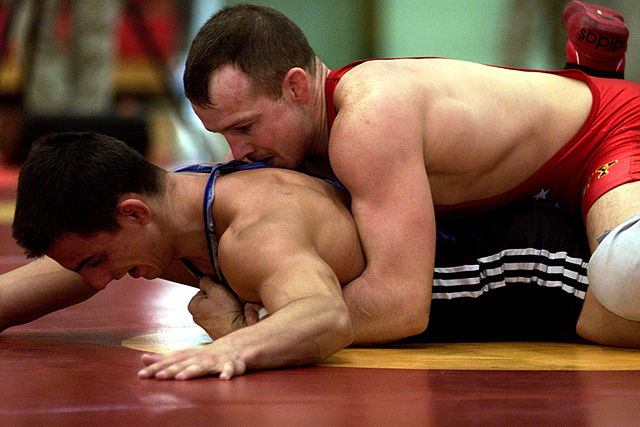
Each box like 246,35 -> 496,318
0,0 -> 638,171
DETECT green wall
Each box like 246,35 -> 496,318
228,0 -> 560,70
376,0 -> 508,64
228,0 -> 372,69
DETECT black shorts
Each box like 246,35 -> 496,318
414,200 -> 591,342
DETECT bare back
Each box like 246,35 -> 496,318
333,58 -> 594,205
212,167 -> 365,291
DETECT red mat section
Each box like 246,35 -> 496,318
0,165 -> 18,188
2,165 -> 640,425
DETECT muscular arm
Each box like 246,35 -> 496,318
139,207 -> 354,380
0,257 -> 98,331
329,81 -> 435,344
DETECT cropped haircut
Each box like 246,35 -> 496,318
12,132 -> 164,258
184,3 -> 316,107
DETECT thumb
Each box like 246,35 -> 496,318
198,275 -> 217,292
198,275 -> 235,298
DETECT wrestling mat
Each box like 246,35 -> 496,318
123,327 -> 640,371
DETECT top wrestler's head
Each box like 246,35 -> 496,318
184,3 -> 321,170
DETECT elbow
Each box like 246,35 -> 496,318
321,303 -> 354,359
337,306 -> 355,347
383,275 -> 430,337
392,289 -> 429,337
400,305 -> 429,336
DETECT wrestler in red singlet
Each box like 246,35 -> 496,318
325,59 -> 640,221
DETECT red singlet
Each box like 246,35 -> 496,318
325,59 -> 640,221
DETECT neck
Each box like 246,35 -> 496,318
164,173 -> 211,264
307,58 -> 331,159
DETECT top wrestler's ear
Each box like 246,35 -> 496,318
283,68 -> 310,102
118,199 -> 151,225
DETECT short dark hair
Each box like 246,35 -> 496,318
12,132 -> 164,258
184,3 -> 316,107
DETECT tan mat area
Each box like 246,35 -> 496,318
0,200 -> 14,223
122,327 -> 640,371
320,341 -> 640,370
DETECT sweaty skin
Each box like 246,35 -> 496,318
329,59 -> 640,347
195,57 -> 640,346
2,163 -> 366,380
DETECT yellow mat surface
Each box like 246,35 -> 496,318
122,327 -> 640,371
0,200 -> 14,224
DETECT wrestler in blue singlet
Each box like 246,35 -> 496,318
174,160 -> 346,285
175,161 -> 591,342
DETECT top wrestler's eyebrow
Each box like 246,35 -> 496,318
219,115 -> 255,133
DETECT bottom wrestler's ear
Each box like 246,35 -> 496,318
118,199 -> 151,224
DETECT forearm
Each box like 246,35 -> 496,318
342,273 -> 430,345
139,294 -> 353,380
226,295 -> 353,371
0,258 -> 97,331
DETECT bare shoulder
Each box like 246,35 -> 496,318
334,58 -> 493,95
334,59 -> 429,102
331,58 -> 476,141
214,168 -> 364,287
329,60 -> 432,187
229,168 -> 354,241
227,167 -> 350,216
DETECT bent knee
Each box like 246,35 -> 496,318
577,290 -> 640,348
588,213 -> 640,321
